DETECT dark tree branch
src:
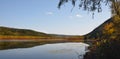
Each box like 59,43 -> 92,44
58,0 -> 120,17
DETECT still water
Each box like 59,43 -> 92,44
0,42 -> 89,59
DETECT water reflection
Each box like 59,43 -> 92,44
0,41 -> 89,59
0,41 -> 44,50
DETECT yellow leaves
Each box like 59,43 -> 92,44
110,35 -> 116,39
103,22 -> 115,34
103,40 -> 107,43
109,28 -> 115,34
113,15 -> 120,24
104,23 -> 113,31
96,42 -> 100,46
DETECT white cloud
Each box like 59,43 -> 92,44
46,12 -> 53,15
68,14 -> 83,19
76,14 -> 82,18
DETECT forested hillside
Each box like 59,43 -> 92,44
0,26 -> 48,36
85,15 -> 120,40
84,15 -> 120,59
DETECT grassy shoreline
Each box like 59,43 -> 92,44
0,35 -> 84,42
0,36 -> 54,39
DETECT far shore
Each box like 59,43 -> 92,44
0,36 -> 84,42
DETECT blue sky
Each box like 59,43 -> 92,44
0,0 -> 111,35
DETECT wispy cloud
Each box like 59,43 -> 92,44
46,12 -> 53,15
76,14 -> 82,18
68,14 -> 83,19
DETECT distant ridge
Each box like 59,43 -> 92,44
0,26 -> 49,36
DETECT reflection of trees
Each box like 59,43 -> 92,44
84,39 -> 120,59
0,41 -> 56,50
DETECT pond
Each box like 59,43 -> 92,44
0,41 -> 89,59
